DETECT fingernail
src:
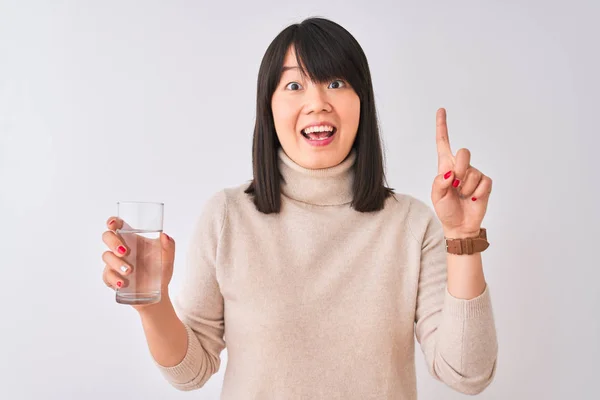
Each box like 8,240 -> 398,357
120,265 -> 129,273
116,281 -> 122,288
452,179 -> 460,188
117,245 -> 126,254
444,171 -> 452,180
471,197 -> 477,201
164,233 -> 171,241
108,219 -> 115,226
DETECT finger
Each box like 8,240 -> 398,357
102,230 -> 128,256
107,217 -> 135,234
106,217 -> 124,231
102,250 -> 133,275
451,148 -> 471,188
161,232 -> 175,267
431,169 -> 456,204
102,267 -> 129,289
436,108 -> 453,157
457,167 -> 483,198
470,176 -> 493,202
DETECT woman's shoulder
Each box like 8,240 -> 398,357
386,191 -> 440,242
386,191 -> 435,216
198,181 -> 258,217
188,183 -> 251,232
197,182 -> 250,210
221,181 -> 255,206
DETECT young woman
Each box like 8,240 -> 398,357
101,17 -> 497,399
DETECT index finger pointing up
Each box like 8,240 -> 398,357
436,108 -> 453,157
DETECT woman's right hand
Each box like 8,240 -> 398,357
101,217 -> 176,311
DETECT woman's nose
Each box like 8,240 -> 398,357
304,86 -> 332,113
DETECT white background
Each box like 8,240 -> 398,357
1,0 -> 598,399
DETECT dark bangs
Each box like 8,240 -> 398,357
291,22 -> 368,100
245,17 -> 394,214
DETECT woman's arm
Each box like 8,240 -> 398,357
146,190 -> 228,391
413,203 -> 498,395
138,294 -> 188,367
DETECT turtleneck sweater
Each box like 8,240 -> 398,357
154,148 -> 498,399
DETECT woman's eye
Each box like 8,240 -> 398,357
328,79 -> 346,89
285,82 -> 302,91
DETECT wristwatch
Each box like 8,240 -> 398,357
445,228 -> 489,255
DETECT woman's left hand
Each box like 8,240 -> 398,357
431,108 -> 493,238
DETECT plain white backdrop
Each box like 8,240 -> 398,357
1,0 -> 598,399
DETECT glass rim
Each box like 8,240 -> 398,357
117,201 -> 164,206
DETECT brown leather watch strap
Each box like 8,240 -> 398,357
445,228 -> 489,255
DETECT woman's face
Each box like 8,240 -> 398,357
271,46 -> 360,169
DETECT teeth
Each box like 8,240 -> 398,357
303,125 -> 334,134
302,129 -> 335,140
307,134 -> 332,141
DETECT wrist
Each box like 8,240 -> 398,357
443,228 -> 481,239
135,291 -> 172,317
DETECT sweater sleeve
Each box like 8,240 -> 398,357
153,190 -> 228,391
412,200 -> 498,395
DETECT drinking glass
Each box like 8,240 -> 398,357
115,201 -> 163,305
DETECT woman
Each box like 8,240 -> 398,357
101,17 -> 497,399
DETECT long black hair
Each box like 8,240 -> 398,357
245,17 -> 394,214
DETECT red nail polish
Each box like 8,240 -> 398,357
444,171 -> 452,179
472,197 -> 477,201
116,281 -> 122,288
452,179 -> 460,188
108,219 -> 115,226
117,245 -> 126,254
164,233 -> 171,241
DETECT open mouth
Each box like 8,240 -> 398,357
301,127 -> 337,141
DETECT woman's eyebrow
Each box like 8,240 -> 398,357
281,65 -> 300,73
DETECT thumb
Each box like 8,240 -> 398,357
160,232 -> 176,266
431,170 -> 455,204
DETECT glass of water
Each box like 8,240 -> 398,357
115,201 -> 164,305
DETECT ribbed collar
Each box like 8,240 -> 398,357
278,147 -> 356,206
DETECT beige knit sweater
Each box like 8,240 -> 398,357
154,148 -> 498,399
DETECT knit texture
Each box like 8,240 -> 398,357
154,148 -> 498,398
